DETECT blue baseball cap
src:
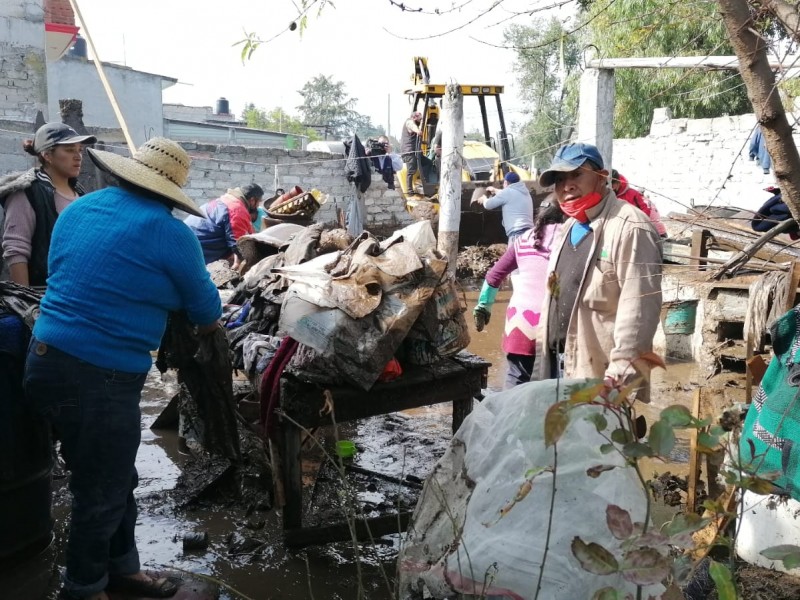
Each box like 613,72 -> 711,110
539,143 -> 605,187
504,171 -> 520,184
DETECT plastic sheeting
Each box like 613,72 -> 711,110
398,378 -> 663,599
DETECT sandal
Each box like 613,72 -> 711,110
107,572 -> 179,598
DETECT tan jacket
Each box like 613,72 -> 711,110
537,190 -> 662,401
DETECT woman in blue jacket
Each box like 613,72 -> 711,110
24,138 -> 222,600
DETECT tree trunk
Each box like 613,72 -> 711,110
717,0 -> 800,222
437,83 -> 464,277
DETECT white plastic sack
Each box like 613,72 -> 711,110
381,220 -> 437,257
399,379 -> 664,599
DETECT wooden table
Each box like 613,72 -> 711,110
275,352 -> 490,548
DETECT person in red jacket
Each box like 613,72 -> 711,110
611,169 -> 651,217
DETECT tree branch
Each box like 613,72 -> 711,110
763,0 -> 800,40
717,0 -> 800,222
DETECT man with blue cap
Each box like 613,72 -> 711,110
473,171 -> 534,239
536,142 -> 662,401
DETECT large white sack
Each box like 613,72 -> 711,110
398,378 -> 664,599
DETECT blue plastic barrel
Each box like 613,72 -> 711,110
663,300 -> 698,335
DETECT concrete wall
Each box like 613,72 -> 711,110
180,143 -> 412,231
0,0 -> 48,122
613,108 -> 787,216
47,56 -> 170,146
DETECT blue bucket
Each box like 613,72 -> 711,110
662,300 -> 698,335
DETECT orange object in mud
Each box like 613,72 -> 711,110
377,357 -> 403,382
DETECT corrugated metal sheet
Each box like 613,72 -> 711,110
163,119 -> 300,149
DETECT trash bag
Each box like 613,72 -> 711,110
398,378 -> 663,600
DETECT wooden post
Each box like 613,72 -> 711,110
67,0 -> 136,154
687,388 -> 703,514
438,83 -> 464,277
690,229 -> 710,270
785,260 -> 800,310
578,68 -> 615,170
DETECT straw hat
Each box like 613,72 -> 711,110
87,137 -> 202,217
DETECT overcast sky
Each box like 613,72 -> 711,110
73,0 -> 574,139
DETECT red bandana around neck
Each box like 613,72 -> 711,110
559,192 -> 603,223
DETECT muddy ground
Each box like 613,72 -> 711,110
21,286 -> 800,599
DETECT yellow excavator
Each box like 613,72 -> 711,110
397,57 -> 547,245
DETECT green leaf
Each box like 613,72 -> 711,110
698,431 -> 720,450
761,545 -> 800,570
620,547 -> 670,585
571,537 -> 620,575
587,464 -> 617,478
570,382 -> 606,404
600,443 -> 615,454
708,560 -> 737,600
544,401 -> 570,448
591,588 -> 621,600
740,476 -> 779,495
524,466 -> 549,479
648,420 -> 676,457
663,512 -> 707,537
611,428 -> 633,444
622,441 -> 654,459
585,412 -> 608,432
606,504 -> 633,540
660,405 -> 694,428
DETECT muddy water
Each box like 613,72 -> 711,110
40,287 -> 696,599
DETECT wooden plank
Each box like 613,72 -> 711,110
452,396 -> 474,434
285,512 -> 412,548
686,388 -> 703,514
280,426 -> 303,531
786,260 -> 800,310
588,55 -> 800,70
690,229 -> 710,270
745,334 -> 754,405
281,359 -> 488,428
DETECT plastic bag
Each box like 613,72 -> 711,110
398,378 -> 663,599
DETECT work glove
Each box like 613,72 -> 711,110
473,281 -> 498,332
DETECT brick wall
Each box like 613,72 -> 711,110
0,0 -> 48,122
43,0 -> 74,25
179,143 -> 412,232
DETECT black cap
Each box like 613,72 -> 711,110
33,123 -> 97,154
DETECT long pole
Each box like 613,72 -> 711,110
437,83 -> 464,277
67,0 -> 136,154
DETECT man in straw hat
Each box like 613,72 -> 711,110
535,142 -> 662,402
24,137 -> 221,600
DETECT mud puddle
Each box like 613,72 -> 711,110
40,288 -> 709,600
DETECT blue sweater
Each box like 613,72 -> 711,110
34,187 -> 222,373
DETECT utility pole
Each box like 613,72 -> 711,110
438,83 -> 464,277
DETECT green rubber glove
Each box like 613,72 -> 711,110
474,281 -> 498,332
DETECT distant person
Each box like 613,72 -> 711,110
611,169 -> 666,237
400,111 -> 423,194
0,123 -> 96,287
184,183 -> 263,267
472,171 -> 534,239
369,136 -> 403,190
473,200 -> 565,387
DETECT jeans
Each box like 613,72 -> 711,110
505,353 -> 534,388
24,338 -> 147,597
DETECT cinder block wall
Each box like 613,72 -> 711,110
0,0 -> 48,122
179,143 -> 412,231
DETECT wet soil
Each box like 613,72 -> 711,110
32,287 -> 770,599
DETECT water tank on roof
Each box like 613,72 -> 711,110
67,35 -> 87,59
215,97 -> 230,115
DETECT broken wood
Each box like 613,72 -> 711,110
690,229 -> 711,270
711,218 -> 798,279
785,260 -> 800,310
686,388 -> 703,515
285,512 -> 412,548
344,464 -> 423,489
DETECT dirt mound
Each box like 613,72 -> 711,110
456,244 -> 508,280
